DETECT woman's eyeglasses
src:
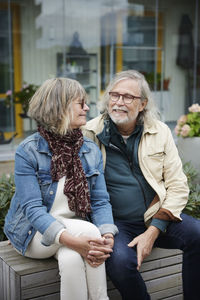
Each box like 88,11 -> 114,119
109,92 -> 141,104
75,99 -> 87,109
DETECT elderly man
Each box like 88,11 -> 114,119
83,70 -> 200,300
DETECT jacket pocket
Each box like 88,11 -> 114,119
147,150 -> 165,182
37,170 -> 52,185
86,169 -> 100,190
37,170 -> 52,199
7,206 -> 32,245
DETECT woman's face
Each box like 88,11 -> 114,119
69,98 -> 89,129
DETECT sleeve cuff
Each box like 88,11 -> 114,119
98,224 -> 119,236
54,228 -> 67,245
151,218 -> 169,232
41,220 -> 66,246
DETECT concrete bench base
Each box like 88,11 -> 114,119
0,241 -> 183,299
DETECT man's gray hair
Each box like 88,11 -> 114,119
28,77 -> 86,134
98,70 -> 160,124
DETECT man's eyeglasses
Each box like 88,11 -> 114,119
109,92 -> 141,104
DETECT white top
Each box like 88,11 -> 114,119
50,176 -> 76,244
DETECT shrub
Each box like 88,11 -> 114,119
174,103 -> 200,138
182,162 -> 200,218
0,162 -> 199,241
0,174 -> 15,241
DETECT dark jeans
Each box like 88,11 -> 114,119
106,213 -> 200,300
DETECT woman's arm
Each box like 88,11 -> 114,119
14,145 -> 65,245
89,149 -> 118,236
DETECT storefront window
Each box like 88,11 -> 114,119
0,0 -> 199,157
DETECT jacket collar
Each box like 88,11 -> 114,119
36,133 -> 51,155
84,114 -> 106,135
97,119 -> 110,147
85,114 -> 159,138
36,132 -> 90,156
143,117 -> 159,135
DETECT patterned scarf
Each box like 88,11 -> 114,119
38,126 -> 91,218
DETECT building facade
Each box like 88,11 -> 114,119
0,0 -> 199,153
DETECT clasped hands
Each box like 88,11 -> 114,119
86,234 -> 114,267
60,230 -> 114,268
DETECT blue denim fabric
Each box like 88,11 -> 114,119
4,132 -> 117,255
106,214 -> 200,300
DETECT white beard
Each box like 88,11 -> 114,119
109,114 -> 130,125
109,106 -> 138,125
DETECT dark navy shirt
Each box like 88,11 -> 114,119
98,119 -> 169,232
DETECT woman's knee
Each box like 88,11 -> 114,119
80,221 -> 101,238
57,247 -> 84,274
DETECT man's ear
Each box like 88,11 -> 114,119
139,99 -> 147,112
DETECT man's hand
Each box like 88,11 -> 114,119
87,234 -> 114,266
103,233 -> 114,249
127,226 -> 160,270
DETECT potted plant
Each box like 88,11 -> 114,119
175,103 -> 200,178
144,72 -> 170,91
5,83 -> 39,118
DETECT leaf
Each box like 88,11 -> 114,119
0,173 -> 15,241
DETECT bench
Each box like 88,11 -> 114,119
0,240 -> 183,299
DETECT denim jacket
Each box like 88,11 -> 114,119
4,132 -> 118,255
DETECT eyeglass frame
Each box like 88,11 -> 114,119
109,91 -> 141,104
74,98 -> 88,109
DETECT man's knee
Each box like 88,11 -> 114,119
173,214 -> 200,251
106,247 -> 138,278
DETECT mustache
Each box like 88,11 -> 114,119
112,105 -> 128,112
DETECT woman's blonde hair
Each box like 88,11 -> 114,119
98,70 -> 160,124
28,77 -> 86,135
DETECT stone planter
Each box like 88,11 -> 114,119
177,137 -> 200,179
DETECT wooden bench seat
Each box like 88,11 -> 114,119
0,241 -> 183,299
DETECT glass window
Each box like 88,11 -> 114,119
0,0 -> 199,157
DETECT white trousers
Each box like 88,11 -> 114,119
25,218 -> 109,300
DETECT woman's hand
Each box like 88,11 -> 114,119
59,231 -> 112,267
128,226 -> 160,270
87,234 -> 114,266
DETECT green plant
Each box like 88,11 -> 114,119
183,162 -> 200,218
0,174 -> 15,241
5,82 -> 39,115
175,103 -> 200,137
0,162 -> 199,241
143,72 -> 170,91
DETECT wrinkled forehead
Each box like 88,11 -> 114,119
112,78 -> 141,95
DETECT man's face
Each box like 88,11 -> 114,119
108,79 -> 147,127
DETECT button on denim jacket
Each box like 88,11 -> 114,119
4,133 -> 117,255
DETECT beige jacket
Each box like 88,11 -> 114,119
83,114 -> 189,225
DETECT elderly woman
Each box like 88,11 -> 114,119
4,78 -> 118,300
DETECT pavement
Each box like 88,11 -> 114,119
0,160 -> 15,176
0,143 -> 16,176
